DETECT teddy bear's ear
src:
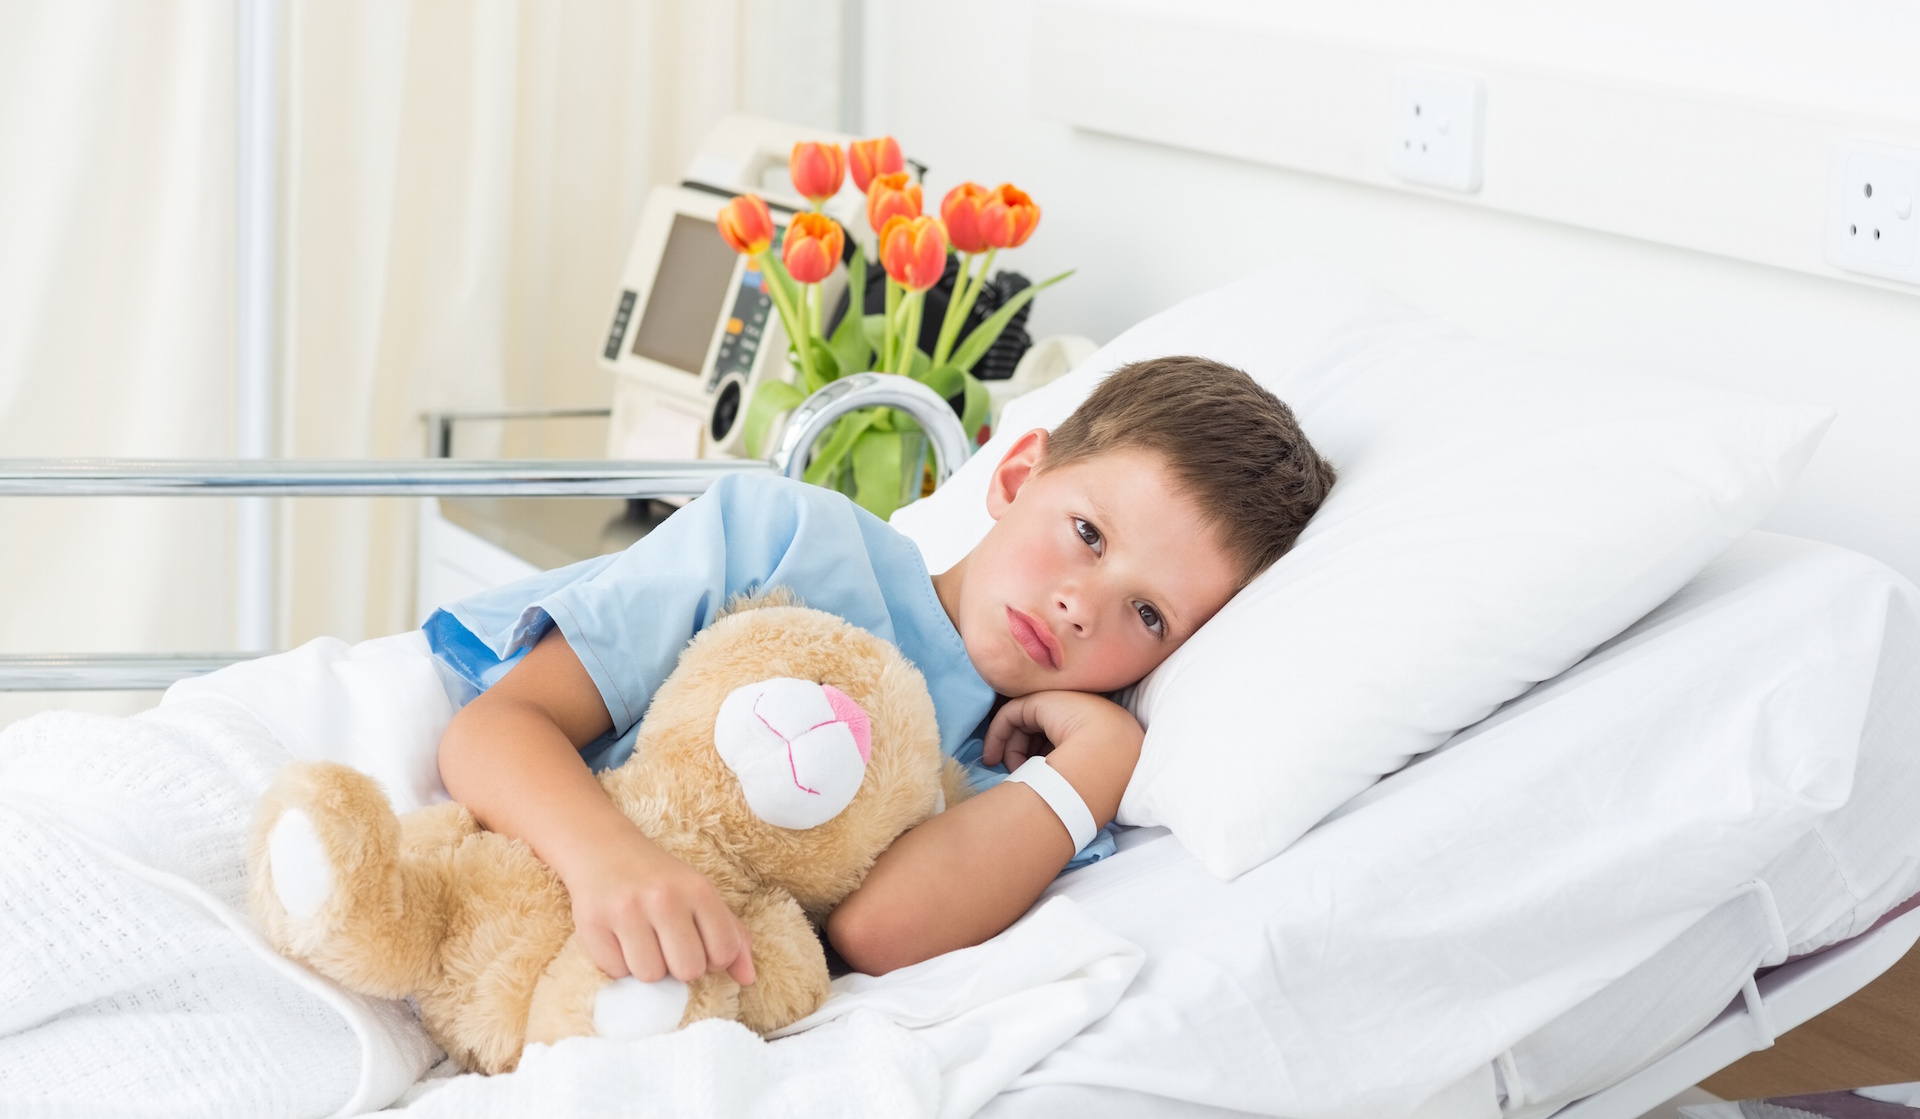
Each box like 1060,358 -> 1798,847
713,677 -> 870,830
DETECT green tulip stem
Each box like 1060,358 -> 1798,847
959,247 -> 996,327
931,252 -> 978,368
883,277 -> 901,372
756,250 -> 815,388
895,292 -> 924,376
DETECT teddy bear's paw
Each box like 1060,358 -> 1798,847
592,976 -> 690,1041
267,807 -> 335,921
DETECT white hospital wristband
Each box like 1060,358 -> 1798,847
1006,756 -> 1098,852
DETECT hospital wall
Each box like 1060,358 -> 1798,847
863,0 -> 1920,586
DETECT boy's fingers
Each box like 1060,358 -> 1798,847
695,906 -> 756,986
691,905 -> 742,971
583,924 -> 631,979
617,922 -> 669,984
655,912 -> 708,984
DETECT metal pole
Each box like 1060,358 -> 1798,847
236,0 -> 278,652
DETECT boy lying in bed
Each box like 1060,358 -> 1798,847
430,355 -> 1334,990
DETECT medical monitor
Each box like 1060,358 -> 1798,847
628,213 -> 741,378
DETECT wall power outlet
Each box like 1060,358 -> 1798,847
1826,139 -> 1920,286
1389,71 -> 1485,193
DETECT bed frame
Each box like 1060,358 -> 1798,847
1,368 -> 1907,1117
1554,907 -> 1920,1118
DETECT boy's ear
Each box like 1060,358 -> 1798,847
986,429 -> 1049,520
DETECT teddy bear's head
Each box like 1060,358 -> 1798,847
617,594 -> 945,920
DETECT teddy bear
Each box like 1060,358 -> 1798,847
247,594 -> 968,1074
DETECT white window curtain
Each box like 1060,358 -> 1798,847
0,0 -> 846,727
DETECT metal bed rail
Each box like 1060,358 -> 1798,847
0,373 -> 970,691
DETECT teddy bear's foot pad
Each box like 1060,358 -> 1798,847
593,976 -> 689,1040
268,808 -> 334,920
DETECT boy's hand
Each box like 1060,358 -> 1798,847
563,837 -> 756,989
982,690 -> 1144,824
439,628 -> 754,990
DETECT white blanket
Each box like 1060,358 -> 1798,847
0,698 -> 436,1117
394,898 -> 1143,1119
0,638 -> 1141,1119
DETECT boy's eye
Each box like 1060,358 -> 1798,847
1074,517 -> 1103,556
1136,602 -> 1165,636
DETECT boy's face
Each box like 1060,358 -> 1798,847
936,430 -> 1241,698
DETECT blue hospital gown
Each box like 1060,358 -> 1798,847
423,473 -> 1113,869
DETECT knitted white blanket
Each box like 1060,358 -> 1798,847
0,697 -> 437,1118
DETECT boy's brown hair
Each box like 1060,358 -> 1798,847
1040,356 -> 1336,586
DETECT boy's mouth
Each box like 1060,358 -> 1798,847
1005,607 -> 1061,670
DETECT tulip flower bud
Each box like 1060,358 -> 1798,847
782,212 -> 844,285
880,215 -> 948,292
717,194 -> 776,256
866,172 -> 923,236
848,136 -> 904,195
789,141 -> 846,205
939,182 -> 991,255
977,184 -> 1040,249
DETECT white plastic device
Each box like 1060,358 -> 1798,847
1388,71 -> 1486,194
598,116 -> 864,462
1825,138 -> 1920,287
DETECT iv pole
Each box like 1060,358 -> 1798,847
235,0 -> 277,652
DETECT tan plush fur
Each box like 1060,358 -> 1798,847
248,600 -> 945,1074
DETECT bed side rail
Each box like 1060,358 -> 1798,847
0,373 -> 969,691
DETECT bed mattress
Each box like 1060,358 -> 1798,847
980,533 -> 1920,1119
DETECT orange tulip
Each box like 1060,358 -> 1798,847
789,141 -> 846,204
717,194 -> 775,256
939,182 -> 991,255
880,215 -> 947,292
782,212 -> 844,284
848,136 -> 904,194
977,184 -> 1040,249
866,171 -> 922,235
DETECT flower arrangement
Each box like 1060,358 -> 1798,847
715,137 -> 1069,520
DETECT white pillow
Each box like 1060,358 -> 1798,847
891,259 -> 1831,879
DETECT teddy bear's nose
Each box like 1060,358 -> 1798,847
713,677 -> 872,830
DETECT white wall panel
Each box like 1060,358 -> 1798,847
869,0 -> 1920,584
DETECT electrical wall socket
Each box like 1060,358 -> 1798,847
1389,71 -> 1485,193
1825,139 -> 1920,285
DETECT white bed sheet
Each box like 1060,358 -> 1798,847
979,532 -> 1917,1119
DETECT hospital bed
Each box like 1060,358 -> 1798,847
3,377 -> 1918,1118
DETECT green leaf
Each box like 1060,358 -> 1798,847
804,337 -> 838,393
802,410 -> 877,488
959,369 -> 990,444
850,429 -> 905,519
918,363 -> 966,400
861,313 -> 888,360
741,379 -> 808,458
762,254 -> 805,337
948,269 -> 1074,374
826,253 -> 872,378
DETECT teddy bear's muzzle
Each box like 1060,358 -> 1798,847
713,677 -> 873,830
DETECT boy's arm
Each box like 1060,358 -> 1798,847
438,627 -> 754,987
826,690 -> 1142,975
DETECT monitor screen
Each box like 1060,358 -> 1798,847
630,213 -> 739,376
